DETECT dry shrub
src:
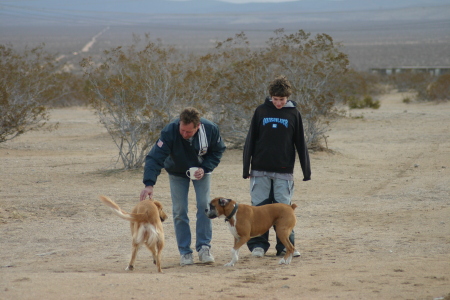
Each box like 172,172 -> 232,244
81,30 -> 349,168
337,69 -> 382,104
204,29 -> 349,149
387,72 -> 449,102
0,44 -> 59,143
347,96 -> 380,109
80,35 -> 186,169
46,72 -> 90,107
426,74 -> 450,102
388,72 -> 433,93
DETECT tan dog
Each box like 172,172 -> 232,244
99,195 -> 167,273
205,197 -> 297,266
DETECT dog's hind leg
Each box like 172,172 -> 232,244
154,250 -> 163,273
127,222 -> 143,271
155,236 -> 164,273
126,242 -> 139,271
277,233 -> 295,265
145,244 -> 162,273
144,224 -> 164,273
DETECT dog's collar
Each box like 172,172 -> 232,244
225,203 -> 238,222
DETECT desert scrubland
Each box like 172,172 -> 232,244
1,8 -> 450,299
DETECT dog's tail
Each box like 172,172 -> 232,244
291,203 -> 297,210
99,195 -> 135,222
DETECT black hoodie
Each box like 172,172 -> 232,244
242,97 -> 311,181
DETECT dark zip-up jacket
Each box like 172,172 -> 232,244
143,117 -> 226,187
243,97 -> 311,181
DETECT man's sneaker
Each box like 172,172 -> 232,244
198,245 -> 215,264
277,248 -> 301,257
180,253 -> 194,266
251,247 -> 265,257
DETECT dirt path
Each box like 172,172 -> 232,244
0,92 -> 449,300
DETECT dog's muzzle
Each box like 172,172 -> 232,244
205,203 -> 218,219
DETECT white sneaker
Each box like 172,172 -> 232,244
198,245 -> 215,264
251,247 -> 265,257
180,253 -> 194,266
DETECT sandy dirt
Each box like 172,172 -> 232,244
0,91 -> 449,300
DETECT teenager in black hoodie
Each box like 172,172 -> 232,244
243,75 -> 311,257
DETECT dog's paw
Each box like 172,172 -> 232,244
224,262 -> 235,267
125,265 -> 134,271
279,253 -> 294,265
286,255 -> 293,264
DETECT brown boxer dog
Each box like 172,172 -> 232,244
205,197 -> 297,266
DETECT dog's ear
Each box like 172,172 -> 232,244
219,198 -> 230,207
154,201 -> 168,221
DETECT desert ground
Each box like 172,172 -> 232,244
0,91 -> 449,300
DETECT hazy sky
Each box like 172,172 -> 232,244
170,0 -> 299,2
217,0 -> 298,2
2,0 -> 448,27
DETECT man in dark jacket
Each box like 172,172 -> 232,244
140,107 -> 226,266
243,75 -> 311,258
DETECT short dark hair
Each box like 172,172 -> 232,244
268,75 -> 292,97
180,107 -> 201,127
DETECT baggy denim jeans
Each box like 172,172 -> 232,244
247,176 -> 295,254
169,173 -> 212,255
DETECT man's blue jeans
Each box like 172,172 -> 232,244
169,174 -> 212,255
